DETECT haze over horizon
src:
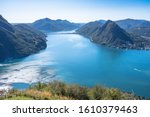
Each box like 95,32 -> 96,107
0,0 -> 150,23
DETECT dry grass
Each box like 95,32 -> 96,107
0,81 -> 139,100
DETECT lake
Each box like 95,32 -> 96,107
0,31 -> 150,98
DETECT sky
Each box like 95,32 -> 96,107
0,0 -> 150,23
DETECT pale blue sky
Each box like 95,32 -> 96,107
0,0 -> 150,23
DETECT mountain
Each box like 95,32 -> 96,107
128,27 -> 150,37
77,18 -> 150,38
76,21 -> 102,37
91,20 -> 134,49
116,19 -> 150,29
31,18 -> 80,32
0,15 -> 15,32
0,15 -> 47,62
116,19 -> 150,37
76,21 -> 105,37
76,20 -> 150,50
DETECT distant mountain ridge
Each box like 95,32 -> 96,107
78,18 -> 150,37
116,18 -> 150,29
76,20 -> 150,50
116,19 -> 150,37
31,18 -> 81,32
76,21 -> 104,38
0,15 -> 47,62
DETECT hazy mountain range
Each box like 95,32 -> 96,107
1,14 -> 150,62
77,19 -> 150,36
31,18 -> 81,32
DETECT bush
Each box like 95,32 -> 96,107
104,88 -> 122,100
88,86 -> 106,100
65,85 -> 89,100
49,81 -> 66,96
0,81 -> 139,100
31,82 -> 47,91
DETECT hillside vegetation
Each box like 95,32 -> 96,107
0,15 -> 47,62
0,81 -> 140,100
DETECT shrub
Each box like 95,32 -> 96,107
104,88 -> 122,100
31,82 -> 47,91
0,81 -> 140,100
49,81 -> 66,96
88,86 -> 106,100
65,85 -> 89,100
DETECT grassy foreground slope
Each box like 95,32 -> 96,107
0,81 -> 140,100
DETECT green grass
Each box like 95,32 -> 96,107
0,81 -> 139,100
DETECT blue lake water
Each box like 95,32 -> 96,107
0,31 -> 150,97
